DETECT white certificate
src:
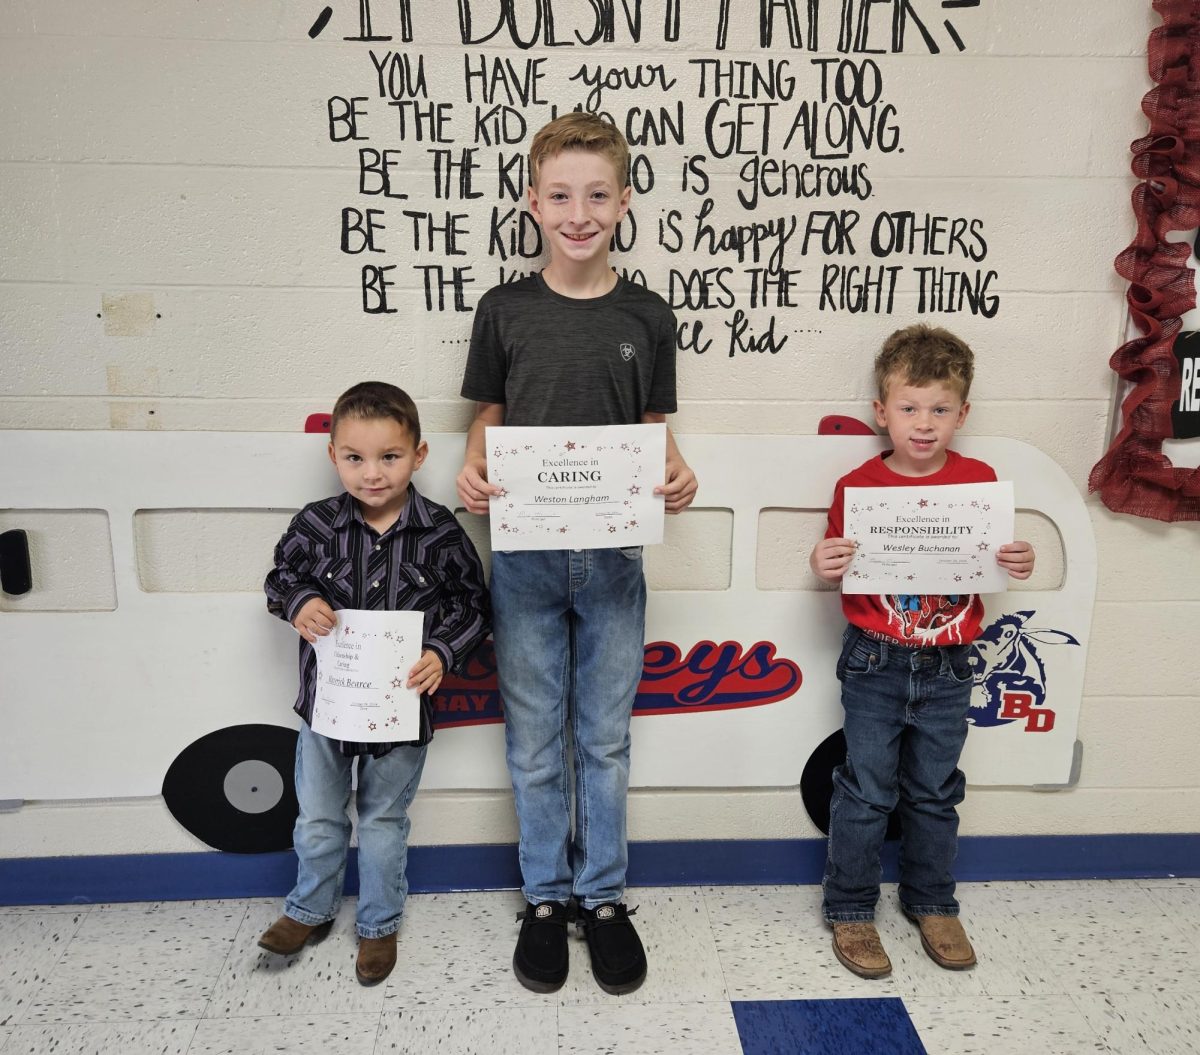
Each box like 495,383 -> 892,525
843,481 -> 1015,594
486,424 -> 667,551
310,609 -> 423,742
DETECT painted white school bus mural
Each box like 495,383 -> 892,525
0,429 -> 1095,852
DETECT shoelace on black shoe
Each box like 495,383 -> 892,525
577,903 -> 638,933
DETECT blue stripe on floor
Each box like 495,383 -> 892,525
732,998 -> 926,1055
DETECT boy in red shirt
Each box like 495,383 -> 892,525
810,324 -> 1035,979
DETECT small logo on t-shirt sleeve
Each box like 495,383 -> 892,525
620,342 -> 636,362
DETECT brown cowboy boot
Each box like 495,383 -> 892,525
831,921 -> 892,979
257,915 -> 334,956
356,932 -> 398,986
906,913 -> 977,970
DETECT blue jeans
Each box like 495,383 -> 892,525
822,625 -> 974,923
286,723 -> 427,938
491,547 -> 646,909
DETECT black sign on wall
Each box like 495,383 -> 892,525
1171,329 -> 1200,439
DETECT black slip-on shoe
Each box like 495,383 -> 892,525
577,902 -> 646,995
513,900 -> 571,993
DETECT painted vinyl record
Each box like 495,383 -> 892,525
800,729 -> 901,842
162,724 -> 299,853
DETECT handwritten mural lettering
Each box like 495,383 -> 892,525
315,0 -> 996,340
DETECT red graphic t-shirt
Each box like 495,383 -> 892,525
825,449 -> 998,646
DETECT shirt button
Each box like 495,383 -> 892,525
372,580 -> 380,588
326,572 -> 333,579
374,545 -> 381,551
418,576 -> 425,584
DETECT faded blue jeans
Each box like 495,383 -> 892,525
491,547 -> 646,909
822,625 -> 974,923
286,723 -> 427,938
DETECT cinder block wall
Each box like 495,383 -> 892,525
4,2 -> 1194,858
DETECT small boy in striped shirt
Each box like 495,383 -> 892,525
259,382 -> 489,985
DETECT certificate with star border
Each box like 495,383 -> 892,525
310,609 -> 423,742
842,481 -> 1014,595
485,424 -> 667,551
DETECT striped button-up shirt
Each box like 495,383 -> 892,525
265,487 -> 490,757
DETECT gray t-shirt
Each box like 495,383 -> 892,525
460,273 -> 678,427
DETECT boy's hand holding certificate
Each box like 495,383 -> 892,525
485,423 -> 667,551
310,609 -> 424,742
843,481 -> 1015,594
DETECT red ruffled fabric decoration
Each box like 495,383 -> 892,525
1089,0 -> 1200,521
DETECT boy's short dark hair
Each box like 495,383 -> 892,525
874,324 -> 974,402
529,112 -> 630,190
330,382 -> 421,443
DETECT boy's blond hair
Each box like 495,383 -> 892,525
874,324 -> 974,402
528,112 -> 629,190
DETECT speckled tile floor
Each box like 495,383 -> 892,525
1,879 -> 1197,1054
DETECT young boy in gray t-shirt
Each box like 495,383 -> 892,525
457,113 -> 696,995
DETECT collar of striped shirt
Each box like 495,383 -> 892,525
330,484 -> 439,534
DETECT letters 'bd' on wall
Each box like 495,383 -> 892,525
317,0 -> 1004,360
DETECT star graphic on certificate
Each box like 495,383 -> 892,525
558,526 -> 568,533
391,677 -> 403,688
629,485 -> 640,495
977,542 -> 990,551
608,524 -> 617,533
918,499 -> 929,507
565,441 -> 576,450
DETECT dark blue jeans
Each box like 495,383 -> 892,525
822,625 -> 974,923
